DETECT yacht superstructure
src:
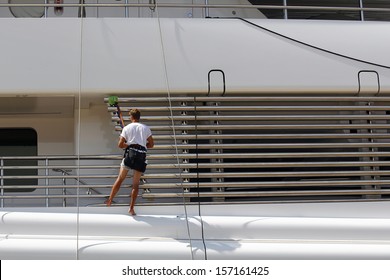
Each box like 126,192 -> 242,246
1,0 -> 390,259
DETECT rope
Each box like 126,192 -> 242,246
76,15 -> 85,260
155,3 -> 195,260
194,97 -> 208,259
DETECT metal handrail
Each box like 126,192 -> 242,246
151,142 -> 390,149
1,2 -> 390,21
93,124 -> 390,131
1,159 -> 390,170
151,133 -> 390,140
2,179 -> 390,190
146,152 -> 390,159
142,189 -> 390,198
145,124 -> 390,131
1,160 -> 390,171
135,180 -> 390,188
0,155 -> 119,207
111,105 -> 390,111
1,3 -> 390,13
7,189 -> 388,199
3,151 -> 390,161
114,115 -> 390,122
3,170 -> 390,180
107,96 -> 390,102
0,155 -> 120,160
116,121 -> 390,129
1,151 -> 390,206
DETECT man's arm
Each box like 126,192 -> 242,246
118,136 -> 128,149
146,135 -> 154,149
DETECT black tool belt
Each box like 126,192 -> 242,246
128,144 -> 146,152
123,145 -> 147,173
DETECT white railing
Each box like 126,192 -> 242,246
0,155 -> 122,208
2,152 -> 390,208
0,1 -> 390,20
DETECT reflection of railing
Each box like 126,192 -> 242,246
52,167 -> 103,207
1,2 -> 390,20
52,168 -> 71,207
0,155 -> 121,207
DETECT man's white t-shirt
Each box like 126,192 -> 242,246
120,122 -> 152,149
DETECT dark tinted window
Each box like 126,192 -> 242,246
0,128 -> 37,192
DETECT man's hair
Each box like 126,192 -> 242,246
130,108 -> 141,121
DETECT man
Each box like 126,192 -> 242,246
106,108 -> 154,215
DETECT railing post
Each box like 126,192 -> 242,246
78,0 -> 86,18
359,0 -> 365,21
204,0 -> 209,18
210,101 -> 224,201
366,101 -> 380,198
125,0 -> 129,18
53,168 -> 71,207
181,101 -> 190,193
1,158 -> 4,208
62,170 -> 67,207
45,158 -> 49,207
283,0 -> 288,19
44,0 -> 48,18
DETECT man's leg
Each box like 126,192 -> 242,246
106,166 -> 129,206
129,170 -> 142,215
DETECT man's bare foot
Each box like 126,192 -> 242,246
128,208 -> 136,216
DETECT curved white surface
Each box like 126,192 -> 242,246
1,202 -> 390,259
0,18 -> 390,96
205,241 -> 390,260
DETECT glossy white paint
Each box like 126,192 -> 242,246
1,202 -> 390,259
1,3 -> 390,261
0,18 -> 389,96
0,0 -> 265,19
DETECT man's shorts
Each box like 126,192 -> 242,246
120,158 -> 132,171
122,149 -> 147,173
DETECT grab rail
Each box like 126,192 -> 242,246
1,2 -> 390,20
0,155 -> 120,207
1,151 -> 390,207
0,3 -> 389,13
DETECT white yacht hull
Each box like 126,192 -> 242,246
1,3 -> 390,260
2,201 -> 390,259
